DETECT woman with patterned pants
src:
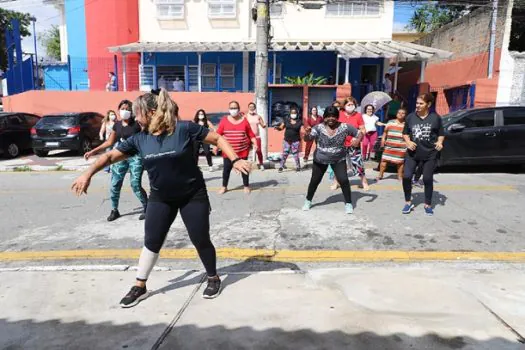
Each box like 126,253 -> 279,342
84,100 -> 148,221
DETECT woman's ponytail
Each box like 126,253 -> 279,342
148,88 -> 180,135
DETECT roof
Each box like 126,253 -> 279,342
108,40 -> 452,61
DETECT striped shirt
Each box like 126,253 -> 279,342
381,120 -> 407,164
216,116 -> 256,159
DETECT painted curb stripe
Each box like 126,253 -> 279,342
1,249 -> 525,262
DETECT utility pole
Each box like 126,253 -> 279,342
488,0 -> 498,78
254,0 -> 270,161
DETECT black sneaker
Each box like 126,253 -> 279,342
202,277 -> 221,299
278,167 -> 283,173
296,167 -> 301,172
138,212 -> 146,220
120,285 -> 149,308
107,209 -> 121,222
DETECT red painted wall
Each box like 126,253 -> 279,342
2,91 -> 289,153
84,0 -> 140,91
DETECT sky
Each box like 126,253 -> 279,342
0,0 -> 60,59
0,0 -> 417,59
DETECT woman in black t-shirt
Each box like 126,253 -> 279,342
85,100 -> 148,222
276,107 -> 303,172
72,89 -> 251,306
401,93 -> 445,216
192,109 -> 215,171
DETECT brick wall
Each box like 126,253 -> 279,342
416,2 -> 507,64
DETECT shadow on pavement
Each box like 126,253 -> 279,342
152,256 -> 300,298
411,190 -> 448,209
312,191 -> 378,209
1,318 -> 522,350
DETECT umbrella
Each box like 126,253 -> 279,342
360,91 -> 392,112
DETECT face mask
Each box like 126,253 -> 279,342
120,110 -> 131,120
290,114 -> 298,119
229,109 -> 239,117
345,106 -> 355,113
198,115 -> 205,120
109,114 -> 116,121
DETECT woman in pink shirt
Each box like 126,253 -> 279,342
216,101 -> 257,194
246,102 -> 266,170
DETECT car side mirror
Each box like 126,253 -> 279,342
449,123 -> 466,132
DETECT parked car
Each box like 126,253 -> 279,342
0,112 -> 41,158
31,112 -> 104,157
439,107 -> 525,167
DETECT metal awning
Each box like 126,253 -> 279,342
109,40 -> 452,61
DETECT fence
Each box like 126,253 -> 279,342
42,55 -> 140,92
431,84 -> 476,115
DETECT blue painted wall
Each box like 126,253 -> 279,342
273,51 -> 338,82
65,0 -> 88,90
43,65 -> 70,90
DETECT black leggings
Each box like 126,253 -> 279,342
403,157 -> 436,206
222,157 -> 249,188
144,191 -> 216,277
307,161 -> 352,204
194,142 -> 213,167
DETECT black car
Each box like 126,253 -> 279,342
440,106 -> 525,166
0,112 -> 41,158
31,112 -> 104,157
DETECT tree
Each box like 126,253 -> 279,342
0,8 -> 32,71
407,3 -> 473,33
39,25 -> 61,61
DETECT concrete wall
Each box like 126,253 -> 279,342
139,0 -> 393,42
415,3 -> 507,64
508,52 -> 525,105
1,91 -> 287,152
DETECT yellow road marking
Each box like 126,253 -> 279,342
1,248 -> 525,262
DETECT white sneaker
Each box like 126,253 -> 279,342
259,164 -> 265,171
208,166 -> 214,172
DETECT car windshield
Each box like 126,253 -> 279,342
37,115 -> 77,127
442,110 -> 468,126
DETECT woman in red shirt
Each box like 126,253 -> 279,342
303,106 -> 323,163
334,97 -> 370,191
217,101 -> 257,194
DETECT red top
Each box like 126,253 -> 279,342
305,115 -> 324,128
217,116 -> 256,159
339,111 -> 364,147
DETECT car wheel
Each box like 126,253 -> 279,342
34,149 -> 49,157
5,142 -> 20,158
79,138 -> 92,156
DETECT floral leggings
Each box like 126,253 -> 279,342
280,140 -> 301,169
110,154 -> 148,210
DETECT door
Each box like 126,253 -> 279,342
188,65 -> 199,92
500,107 -> 525,160
7,114 -> 27,150
443,109 -> 499,165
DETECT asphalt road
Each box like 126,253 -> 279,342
1,166 -> 524,261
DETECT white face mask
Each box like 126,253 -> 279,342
120,110 -> 131,120
229,109 -> 239,117
290,114 -> 298,119
109,114 -> 116,121
198,115 -> 205,120
345,106 -> 355,114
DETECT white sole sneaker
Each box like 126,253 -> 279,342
120,291 -> 150,308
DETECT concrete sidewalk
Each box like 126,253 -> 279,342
1,266 -> 524,350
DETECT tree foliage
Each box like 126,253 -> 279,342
407,3 -> 473,33
0,8 -> 32,71
39,25 -> 61,61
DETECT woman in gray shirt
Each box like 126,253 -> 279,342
303,106 -> 362,214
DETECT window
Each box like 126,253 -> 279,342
202,63 -> 217,89
270,3 -> 283,17
326,1 -> 381,17
157,65 -> 185,90
461,111 -> 495,128
155,0 -> 185,20
220,64 -> 235,89
503,108 -> 525,126
208,0 -> 236,19
24,115 -> 40,127
8,115 -> 23,126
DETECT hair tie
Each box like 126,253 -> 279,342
151,89 -> 160,96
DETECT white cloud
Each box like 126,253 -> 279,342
0,1 -> 60,59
